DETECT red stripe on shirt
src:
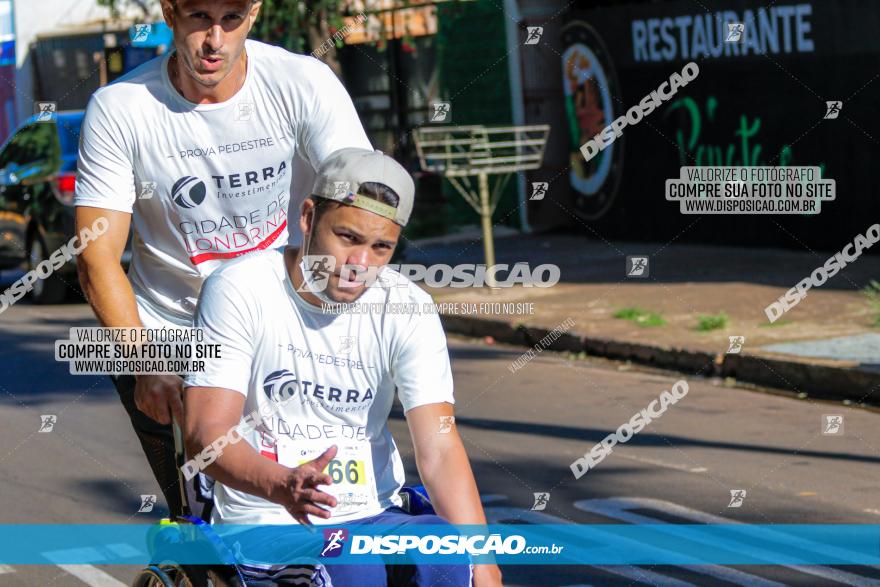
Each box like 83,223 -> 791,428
188,220 -> 287,265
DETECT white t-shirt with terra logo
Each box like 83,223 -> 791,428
184,249 -> 455,525
74,39 -> 371,327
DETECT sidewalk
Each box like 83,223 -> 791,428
402,229 -> 880,403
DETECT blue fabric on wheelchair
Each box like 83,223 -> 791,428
235,506 -> 471,586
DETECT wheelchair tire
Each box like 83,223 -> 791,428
131,565 -> 175,587
179,565 -> 245,587
132,564 -> 244,587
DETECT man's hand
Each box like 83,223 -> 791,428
473,563 -> 503,587
134,374 -> 184,425
270,445 -> 339,525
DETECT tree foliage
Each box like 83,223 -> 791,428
95,0 -> 370,75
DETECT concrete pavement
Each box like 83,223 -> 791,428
2,303 -> 880,585
402,231 -> 880,402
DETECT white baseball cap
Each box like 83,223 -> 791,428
311,147 -> 415,227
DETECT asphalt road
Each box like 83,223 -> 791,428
1,302 -> 879,586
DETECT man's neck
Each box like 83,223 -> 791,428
284,247 -> 323,308
168,49 -> 248,104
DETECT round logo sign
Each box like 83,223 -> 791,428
172,176 -> 207,209
262,369 -> 299,403
561,21 -> 623,221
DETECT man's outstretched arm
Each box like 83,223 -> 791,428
184,385 -> 338,525
407,402 -> 503,586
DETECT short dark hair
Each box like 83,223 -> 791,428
310,181 -> 400,225
170,0 -> 260,11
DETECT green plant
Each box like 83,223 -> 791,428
696,313 -> 728,332
613,307 -> 666,327
862,279 -> 880,326
759,319 -> 792,328
96,0 -> 420,76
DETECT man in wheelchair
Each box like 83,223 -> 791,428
182,148 -> 503,586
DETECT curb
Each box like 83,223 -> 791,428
439,315 -> 880,403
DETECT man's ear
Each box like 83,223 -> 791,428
299,198 -> 316,239
160,0 -> 176,27
247,0 -> 263,28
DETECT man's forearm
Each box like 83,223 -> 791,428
186,425 -> 287,503
78,259 -> 142,328
419,438 -> 503,584
417,438 -> 487,525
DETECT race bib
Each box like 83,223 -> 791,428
277,439 -> 377,516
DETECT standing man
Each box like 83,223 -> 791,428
74,0 -> 371,518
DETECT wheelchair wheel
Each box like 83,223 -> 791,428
132,564 -> 244,587
131,565 -> 175,587
179,565 -> 245,587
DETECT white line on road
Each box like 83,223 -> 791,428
43,545 -> 138,587
55,565 -> 126,587
484,506 -> 570,525
483,506 -> 786,586
574,497 -> 880,587
0,564 -> 14,574
485,498 -> 878,587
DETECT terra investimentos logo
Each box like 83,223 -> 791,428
262,369 -> 299,403
171,176 -> 207,209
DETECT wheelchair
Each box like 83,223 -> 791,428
131,422 -> 436,587
133,486 -> 435,586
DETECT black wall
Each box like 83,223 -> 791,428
558,0 -> 879,250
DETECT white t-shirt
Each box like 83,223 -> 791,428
184,249 -> 455,525
74,40 -> 371,327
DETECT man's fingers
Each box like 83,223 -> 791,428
299,470 -> 332,488
283,446 -> 342,526
169,386 -> 184,426
167,376 -> 184,425
291,511 -> 311,526
151,402 -> 171,425
135,377 -> 180,425
302,503 -> 332,519
309,445 -> 338,471
287,506 -> 332,525
302,488 -> 337,508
